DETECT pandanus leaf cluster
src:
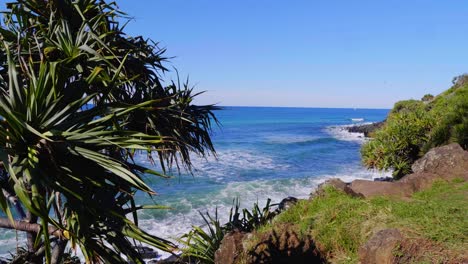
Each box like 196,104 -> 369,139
0,0 -> 218,263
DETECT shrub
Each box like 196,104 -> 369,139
421,94 -> 434,102
179,199 -> 276,263
390,100 -> 425,114
361,109 -> 432,179
361,77 -> 468,179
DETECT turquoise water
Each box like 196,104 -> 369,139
0,106 -> 390,258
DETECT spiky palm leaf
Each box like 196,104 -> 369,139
0,0 -> 218,263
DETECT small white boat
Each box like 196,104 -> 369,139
351,118 -> 364,122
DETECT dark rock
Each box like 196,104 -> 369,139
214,231 -> 247,264
311,178 -> 360,198
359,229 -> 403,264
277,196 -> 298,212
373,177 -> 394,182
135,246 -> 159,259
346,121 -> 385,137
245,224 -> 324,264
149,254 -> 181,264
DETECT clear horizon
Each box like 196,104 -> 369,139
215,105 -> 391,110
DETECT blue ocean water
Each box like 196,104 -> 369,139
0,106 -> 390,257
134,107 -> 390,256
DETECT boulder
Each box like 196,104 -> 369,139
398,172 -> 443,191
244,224 -> 324,264
277,196 -> 299,212
349,180 -> 414,198
349,144 -> 468,199
311,178 -> 360,198
373,177 -> 394,182
134,246 -> 159,259
411,143 -> 468,180
361,232 -> 468,264
214,231 -> 247,264
359,229 -> 403,264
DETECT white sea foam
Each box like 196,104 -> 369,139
325,123 -> 375,143
138,166 -> 391,261
263,135 -> 320,144
0,166 -> 391,262
139,149 -> 291,181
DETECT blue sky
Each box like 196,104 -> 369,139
115,0 -> 468,108
6,1 -> 468,108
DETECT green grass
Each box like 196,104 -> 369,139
245,180 -> 468,263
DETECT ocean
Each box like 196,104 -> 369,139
0,106 -> 390,259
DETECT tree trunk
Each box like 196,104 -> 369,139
0,217 -> 63,237
26,211 -> 39,251
51,239 -> 68,264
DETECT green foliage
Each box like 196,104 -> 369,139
362,77 -> 468,179
179,199 -> 276,263
390,99 -> 425,114
426,86 -> 468,150
0,0 -> 217,263
421,94 -> 434,102
178,210 -> 225,264
361,108 -> 432,179
226,198 -> 276,232
251,180 -> 468,263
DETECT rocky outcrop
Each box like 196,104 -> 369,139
349,180 -> 413,198
359,229 -> 403,264
311,178 -> 360,198
244,225 -> 324,264
214,231 -> 247,264
347,143 -> 468,198
134,246 -> 160,259
277,197 -> 299,212
359,228 -> 468,264
346,121 -> 385,137
216,144 -> 468,264
410,143 -> 468,179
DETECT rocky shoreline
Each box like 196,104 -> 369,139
345,120 -> 385,137
148,143 -> 467,264
212,143 -> 468,264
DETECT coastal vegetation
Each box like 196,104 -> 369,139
0,0 -> 217,263
179,199 -> 276,264
361,76 -> 468,178
246,179 -> 467,263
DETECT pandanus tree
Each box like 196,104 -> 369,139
0,0 -> 217,263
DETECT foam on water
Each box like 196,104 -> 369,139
263,134 -> 320,144
138,149 -> 291,181
138,165 -> 391,260
325,124 -> 372,143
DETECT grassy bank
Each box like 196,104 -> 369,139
245,179 -> 467,263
